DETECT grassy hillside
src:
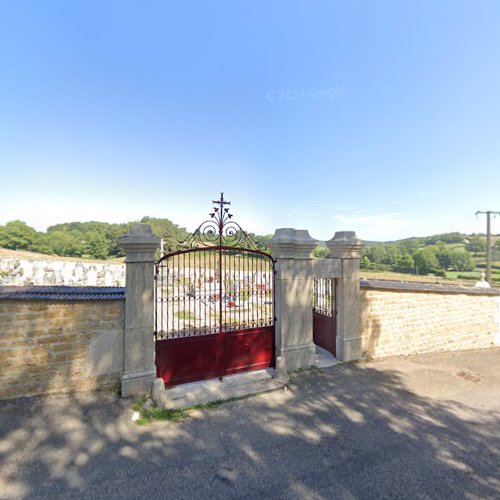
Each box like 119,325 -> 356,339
0,248 -> 124,264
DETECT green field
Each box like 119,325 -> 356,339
361,267 -> 500,285
360,270 -> 462,285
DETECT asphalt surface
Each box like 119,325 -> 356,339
1,348 -> 499,499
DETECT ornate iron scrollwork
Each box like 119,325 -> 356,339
178,193 -> 260,250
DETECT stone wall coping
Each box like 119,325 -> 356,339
0,286 -> 125,301
360,279 -> 500,296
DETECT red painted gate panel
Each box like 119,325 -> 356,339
223,326 -> 274,375
156,335 -> 218,386
156,326 -> 275,387
312,278 -> 336,355
313,311 -> 336,355
154,194 -> 275,387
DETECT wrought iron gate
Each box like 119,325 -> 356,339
155,194 -> 275,386
313,278 -> 336,355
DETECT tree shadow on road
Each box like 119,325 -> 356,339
0,359 -> 499,499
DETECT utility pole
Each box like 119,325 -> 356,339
475,210 -> 500,284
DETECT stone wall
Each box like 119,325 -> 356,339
0,292 -> 125,399
0,258 -> 125,287
361,280 -> 500,358
3,275 -> 500,400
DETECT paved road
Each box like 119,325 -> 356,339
1,348 -> 499,499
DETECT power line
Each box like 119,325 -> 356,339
475,210 -> 500,284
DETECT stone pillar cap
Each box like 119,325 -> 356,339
119,224 -> 161,245
119,224 -> 160,261
326,231 -> 363,258
268,228 -> 317,259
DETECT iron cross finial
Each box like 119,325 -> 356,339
212,192 -> 231,208
211,192 -> 232,222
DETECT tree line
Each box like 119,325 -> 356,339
0,219 -> 272,260
313,232 -> 500,276
0,218 -> 188,259
1,221 -> 497,273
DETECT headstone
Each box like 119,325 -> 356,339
103,267 -> 114,286
74,262 -> 84,285
33,263 -> 44,286
44,269 -> 56,285
87,266 -> 97,286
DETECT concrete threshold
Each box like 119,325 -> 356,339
315,345 -> 341,368
162,369 -> 284,409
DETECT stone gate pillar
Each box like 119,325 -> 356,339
326,231 -> 363,361
268,228 -> 317,371
119,224 -> 160,397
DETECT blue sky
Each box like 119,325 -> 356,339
1,1 -> 499,241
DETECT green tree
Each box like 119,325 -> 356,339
466,235 -> 486,255
140,217 -> 187,251
413,248 -> 440,275
394,254 -> 414,273
450,250 -> 475,271
47,221 -> 128,258
103,223 -> 128,257
32,231 -> 84,257
313,246 -> 330,258
437,247 -> 474,271
381,244 -> 402,266
248,233 -> 272,252
360,255 -> 371,269
364,245 -> 386,266
399,238 -> 421,253
436,247 -> 454,269
0,220 -> 38,250
86,231 -> 110,259
30,233 -> 53,255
